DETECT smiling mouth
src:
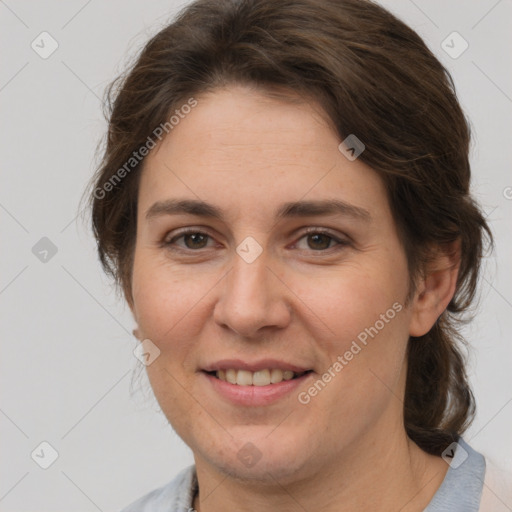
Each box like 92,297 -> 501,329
205,368 -> 313,386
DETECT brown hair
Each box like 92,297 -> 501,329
90,0 -> 492,455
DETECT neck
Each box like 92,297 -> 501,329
192,427 -> 448,512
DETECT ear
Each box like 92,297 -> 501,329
124,281 -> 135,314
123,279 -> 140,333
409,240 -> 461,337
126,289 -> 141,341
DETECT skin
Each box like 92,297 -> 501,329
130,85 -> 460,511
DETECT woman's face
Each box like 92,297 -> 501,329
131,86 -> 419,483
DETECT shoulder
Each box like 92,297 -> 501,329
432,438 -> 512,512
120,465 -> 197,512
480,457 -> 512,512
425,438 -> 486,511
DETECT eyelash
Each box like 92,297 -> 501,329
162,227 -> 350,254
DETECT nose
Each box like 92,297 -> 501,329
213,253 -> 292,338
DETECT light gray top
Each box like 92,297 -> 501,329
121,438 -> 485,512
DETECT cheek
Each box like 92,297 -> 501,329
293,258 -> 409,344
131,251 -> 211,342
292,253 -> 411,395
130,254 -> 209,432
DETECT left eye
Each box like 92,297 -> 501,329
295,232 -> 344,251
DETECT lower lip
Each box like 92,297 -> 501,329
202,371 -> 313,406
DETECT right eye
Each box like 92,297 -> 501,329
163,230 -> 216,251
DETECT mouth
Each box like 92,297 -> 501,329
204,368 -> 313,386
200,360 -> 315,406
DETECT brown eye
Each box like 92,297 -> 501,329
306,233 -> 334,250
293,229 -> 349,253
182,233 -> 209,249
164,230 -> 214,251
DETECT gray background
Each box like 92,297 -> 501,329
1,0 -> 511,510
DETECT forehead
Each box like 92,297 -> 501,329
139,86 -> 389,223
158,86 -> 335,165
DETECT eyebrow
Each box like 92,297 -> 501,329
145,198 -> 371,222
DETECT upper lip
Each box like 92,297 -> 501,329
202,359 -> 312,373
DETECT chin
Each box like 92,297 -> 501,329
212,453 -> 310,485
194,428 -> 321,485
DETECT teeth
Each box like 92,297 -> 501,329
236,370 -> 253,386
270,368 -> 283,384
215,368 -> 305,386
225,369 -> 237,384
252,369 -> 270,386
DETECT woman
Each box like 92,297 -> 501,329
90,0 -> 510,510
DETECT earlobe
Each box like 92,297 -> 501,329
127,286 -> 140,339
409,241 -> 461,337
